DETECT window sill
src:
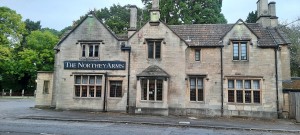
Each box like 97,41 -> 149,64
189,101 -> 205,103
80,57 -> 100,61
140,100 -> 163,103
227,102 -> 261,105
108,97 -> 122,99
73,97 -> 102,99
147,58 -> 162,61
232,60 -> 249,62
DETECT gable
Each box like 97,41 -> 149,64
55,13 -> 119,49
221,20 -> 259,43
128,21 -> 188,47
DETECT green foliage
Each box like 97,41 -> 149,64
24,19 -> 41,32
95,4 -> 130,34
246,11 -> 257,23
0,7 -> 26,47
70,5 -> 149,35
280,22 -> 300,76
0,7 -> 59,92
142,0 -> 227,24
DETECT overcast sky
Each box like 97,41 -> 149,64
2,0 -> 300,31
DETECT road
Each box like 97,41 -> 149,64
0,97 -> 298,135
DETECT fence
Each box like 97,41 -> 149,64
0,89 -> 34,97
289,92 -> 300,122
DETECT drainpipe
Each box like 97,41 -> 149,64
220,47 -> 224,117
103,72 -> 108,112
267,28 -> 280,118
121,44 -> 131,113
275,48 -> 280,118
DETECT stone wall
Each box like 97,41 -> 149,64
35,71 -> 54,108
54,15 -> 128,111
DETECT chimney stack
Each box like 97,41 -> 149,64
128,5 -> 137,37
256,0 -> 270,27
268,2 -> 278,27
149,0 -> 160,26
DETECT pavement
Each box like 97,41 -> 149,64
1,97 -> 300,133
21,108 -> 300,133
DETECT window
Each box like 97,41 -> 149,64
148,41 -> 161,59
195,49 -> 201,61
228,79 -> 261,104
81,44 -> 100,58
233,42 -> 248,60
74,75 -> 102,98
110,81 -> 122,97
190,77 -> 204,101
141,79 -> 163,101
43,80 -> 50,94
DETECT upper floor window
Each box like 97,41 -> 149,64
148,40 -> 161,59
81,43 -> 100,58
195,49 -> 201,61
233,42 -> 248,60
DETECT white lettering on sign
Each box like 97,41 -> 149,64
64,61 -> 126,70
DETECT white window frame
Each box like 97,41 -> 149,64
141,79 -> 163,101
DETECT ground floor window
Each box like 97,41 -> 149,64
189,77 -> 204,101
74,75 -> 102,98
43,80 -> 50,94
227,79 -> 261,104
141,79 -> 163,101
110,81 -> 122,97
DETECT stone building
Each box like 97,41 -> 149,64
35,0 -> 291,118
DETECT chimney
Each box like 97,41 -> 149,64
269,1 -> 278,27
149,0 -> 160,26
256,0 -> 271,28
128,5 -> 137,37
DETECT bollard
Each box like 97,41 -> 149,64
2,89 -> 4,96
22,89 -> 24,97
9,89 -> 12,96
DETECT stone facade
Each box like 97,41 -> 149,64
35,0 -> 291,118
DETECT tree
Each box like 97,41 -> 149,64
14,30 -> 59,92
0,7 -> 26,91
95,4 -> 130,34
142,0 -> 227,24
70,5 -> 149,35
246,11 -> 257,23
280,22 -> 300,76
0,7 -> 26,47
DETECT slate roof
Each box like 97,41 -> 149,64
169,23 -> 291,47
137,65 -> 169,77
283,78 -> 300,90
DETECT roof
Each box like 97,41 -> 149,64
169,23 -> 290,47
268,28 -> 292,45
283,78 -> 300,90
137,65 -> 169,77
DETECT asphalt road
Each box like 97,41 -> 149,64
0,97 -> 298,135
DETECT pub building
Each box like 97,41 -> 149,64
36,0 -> 292,118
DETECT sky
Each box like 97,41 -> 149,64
2,0 -> 300,31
